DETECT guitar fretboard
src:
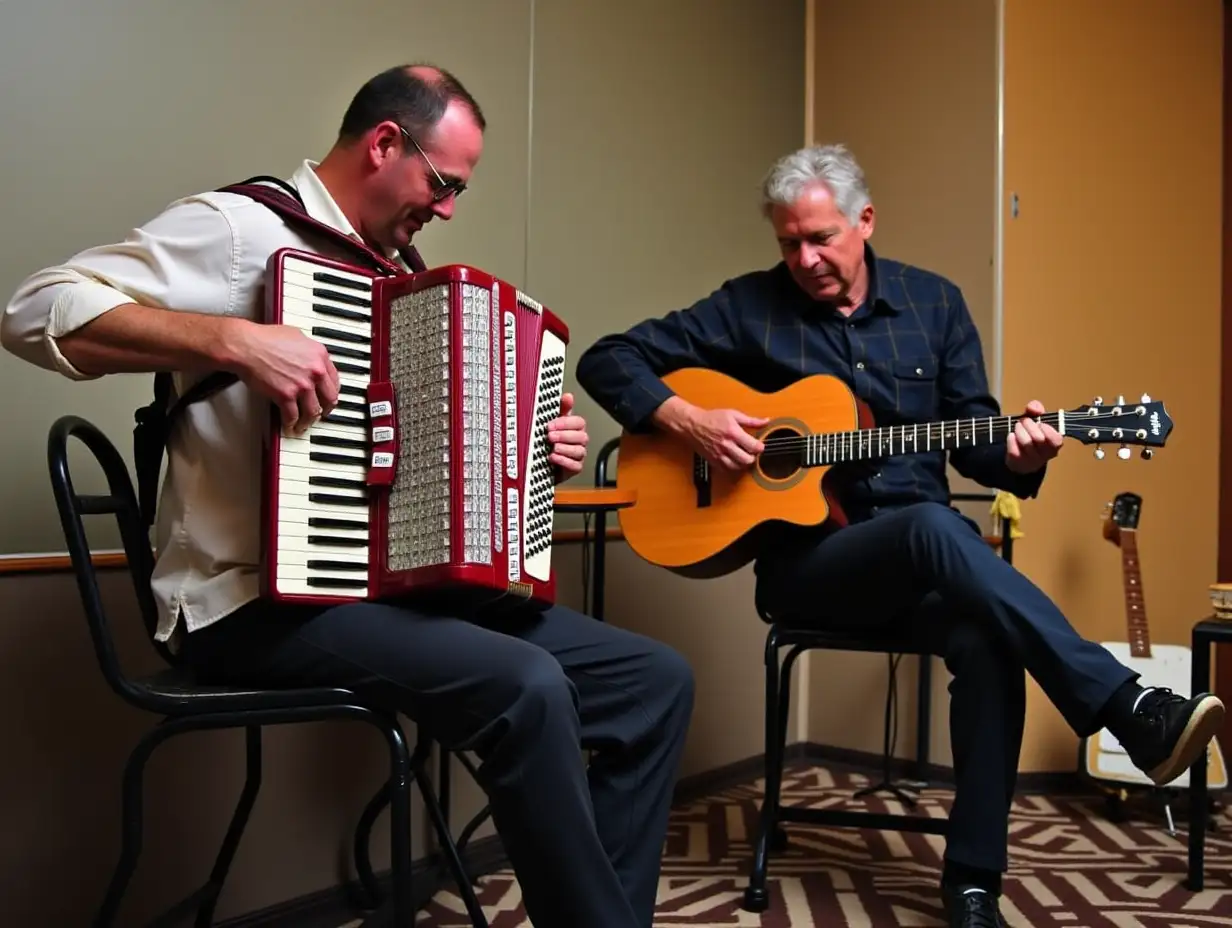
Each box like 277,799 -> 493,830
798,412 -> 1065,466
1120,531 -> 1152,659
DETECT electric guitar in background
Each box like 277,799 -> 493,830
1079,491 -> 1227,792
614,368 -> 1174,577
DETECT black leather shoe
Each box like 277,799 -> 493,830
943,886 -> 1006,928
1115,688 -> 1225,785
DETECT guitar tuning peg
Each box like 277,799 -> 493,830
1117,445 -> 1131,460
1093,396 -> 1104,405
1140,393 -> 1152,403
1094,444 -> 1105,460
1116,395 -> 1125,406
1141,448 -> 1154,460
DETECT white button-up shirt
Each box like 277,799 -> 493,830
2,161 -> 411,643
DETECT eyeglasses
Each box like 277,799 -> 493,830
399,127 -> 467,202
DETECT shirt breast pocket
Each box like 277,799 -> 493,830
889,357 -> 939,420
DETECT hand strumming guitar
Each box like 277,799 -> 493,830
652,396 -> 768,472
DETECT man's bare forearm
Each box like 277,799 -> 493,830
57,303 -> 250,376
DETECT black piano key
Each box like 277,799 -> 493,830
323,413 -> 363,427
308,451 -> 366,467
325,343 -> 371,362
333,361 -> 368,376
313,303 -> 368,323
308,534 -> 367,548
307,577 -> 369,589
336,400 -> 368,414
339,385 -> 366,398
307,559 -> 367,572
310,475 -> 368,490
313,271 -> 371,293
312,286 -> 370,308
308,492 -> 368,507
313,326 -> 371,345
311,434 -> 368,451
309,517 -> 368,530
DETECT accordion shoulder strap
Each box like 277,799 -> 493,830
133,174 -> 426,527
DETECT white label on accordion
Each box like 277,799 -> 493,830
371,426 -> 394,444
503,310 -> 518,480
372,451 -> 394,469
369,400 -> 392,418
506,488 -> 521,581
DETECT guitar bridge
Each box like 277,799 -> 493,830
693,453 -> 711,508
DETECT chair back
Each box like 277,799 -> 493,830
47,415 -> 171,704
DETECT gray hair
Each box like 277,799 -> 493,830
760,143 -> 871,224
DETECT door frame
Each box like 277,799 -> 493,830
1217,0 -> 1231,740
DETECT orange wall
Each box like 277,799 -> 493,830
1002,0 -> 1224,770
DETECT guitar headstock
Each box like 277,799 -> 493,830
1065,394 -> 1172,460
1102,491 -> 1142,546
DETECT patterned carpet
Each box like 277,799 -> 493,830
355,762 -> 1232,927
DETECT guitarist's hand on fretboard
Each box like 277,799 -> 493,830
1005,398 -> 1064,474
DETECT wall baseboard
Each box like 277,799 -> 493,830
220,742 -> 1093,927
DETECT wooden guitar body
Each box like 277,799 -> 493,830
613,368 -> 1172,577
616,369 -> 864,577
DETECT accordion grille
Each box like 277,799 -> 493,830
384,283 -> 494,572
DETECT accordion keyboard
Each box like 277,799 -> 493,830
272,254 -> 375,598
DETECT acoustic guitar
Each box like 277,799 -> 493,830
614,368 -> 1174,577
1079,491 -> 1227,791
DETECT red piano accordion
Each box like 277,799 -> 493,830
259,247 -> 569,611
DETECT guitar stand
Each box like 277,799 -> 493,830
853,653 -> 920,807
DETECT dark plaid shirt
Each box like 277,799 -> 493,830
576,245 -> 1045,547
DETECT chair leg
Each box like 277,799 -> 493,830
413,743 -> 489,928
352,780 -> 392,910
94,723 -> 177,927
743,630 -> 791,913
194,726 -> 263,927
383,721 -> 416,927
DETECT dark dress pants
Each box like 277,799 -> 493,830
754,501 -> 1136,872
176,596 -> 695,928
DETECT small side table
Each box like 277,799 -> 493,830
554,486 -> 636,620
1187,616 -> 1229,891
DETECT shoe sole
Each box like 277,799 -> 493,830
1147,694 -> 1226,785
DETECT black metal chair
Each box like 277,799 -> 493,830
739,494 -> 1016,912
582,440 -> 1017,913
47,415 -> 485,928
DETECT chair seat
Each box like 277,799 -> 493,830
134,667 -> 361,714
767,621 -> 936,657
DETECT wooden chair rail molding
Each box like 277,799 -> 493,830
0,531 -> 1004,577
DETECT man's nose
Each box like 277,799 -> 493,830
797,244 -> 821,268
432,194 -> 458,220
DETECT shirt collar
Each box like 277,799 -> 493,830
861,243 -> 904,315
290,160 -> 411,271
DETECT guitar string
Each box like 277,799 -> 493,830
755,410 -> 1160,457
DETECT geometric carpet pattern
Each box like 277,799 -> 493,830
357,762 -> 1232,926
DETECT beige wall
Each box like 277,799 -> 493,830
0,0 -> 805,923
804,0 -> 1000,763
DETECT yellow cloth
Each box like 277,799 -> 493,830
990,490 -> 1024,539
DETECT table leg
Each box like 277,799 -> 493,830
1187,631 -> 1211,892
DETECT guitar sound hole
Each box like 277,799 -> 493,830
758,427 -> 804,481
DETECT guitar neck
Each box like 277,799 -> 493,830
789,411 -> 1066,466
1120,530 -> 1152,658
